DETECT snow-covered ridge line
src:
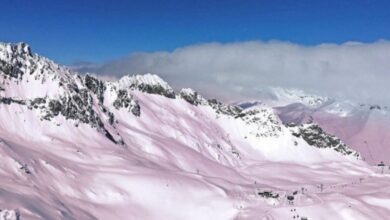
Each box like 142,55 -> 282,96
0,42 -> 246,144
287,122 -> 360,157
115,73 -> 176,98
0,42 -> 363,158
0,42 -> 239,109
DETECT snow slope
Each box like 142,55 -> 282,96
0,43 -> 389,220
251,87 -> 390,165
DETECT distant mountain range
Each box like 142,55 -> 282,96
238,87 -> 390,164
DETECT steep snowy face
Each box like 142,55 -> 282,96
116,73 -> 175,98
0,42 -> 79,99
0,43 -> 142,144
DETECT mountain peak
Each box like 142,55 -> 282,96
179,88 -> 206,105
118,73 -> 170,88
0,42 -> 32,58
116,73 -> 175,98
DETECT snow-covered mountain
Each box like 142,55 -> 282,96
255,87 -> 332,108
0,43 -> 389,220
241,87 -> 390,165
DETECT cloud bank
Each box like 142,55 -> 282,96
76,40 -> 390,105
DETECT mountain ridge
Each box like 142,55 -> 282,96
0,42 -> 360,159
1,42 -> 387,220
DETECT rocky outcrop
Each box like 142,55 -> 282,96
287,123 -> 360,157
237,107 -> 282,138
0,43 -> 32,79
113,89 -> 141,116
179,88 -> 206,106
83,74 -> 106,103
0,97 -> 26,105
208,99 -> 242,116
44,90 -> 103,127
117,73 -> 175,98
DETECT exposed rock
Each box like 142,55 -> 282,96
0,97 -> 26,105
287,123 -> 360,157
108,112 -> 115,125
208,99 -> 242,116
113,89 -> 141,116
0,43 -> 32,79
237,107 -> 282,138
44,90 -> 104,127
117,73 -> 175,98
257,190 -> 279,199
179,88 -> 206,106
28,98 -> 46,109
83,74 -> 106,103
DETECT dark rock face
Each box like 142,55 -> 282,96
39,93 -> 124,145
0,97 -> 26,105
0,43 -> 32,79
37,90 -> 104,129
132,83 -> 175,99
0,60 -> 24,79
118,74 -> 176,99
83,75 -> 106,103
108,112 -> 115,125
179,89 -> 204,106
208,99 -> 242,116
47,99 -> 62,117
287,123 -> 360,157
113,89 -> 141,116
257,190 -> 279,199
28,98 -> 46,109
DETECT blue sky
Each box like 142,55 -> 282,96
1,0 -> 390,64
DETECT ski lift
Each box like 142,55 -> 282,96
378,161 -> 385,174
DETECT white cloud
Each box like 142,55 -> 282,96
77,40 -> 390,105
